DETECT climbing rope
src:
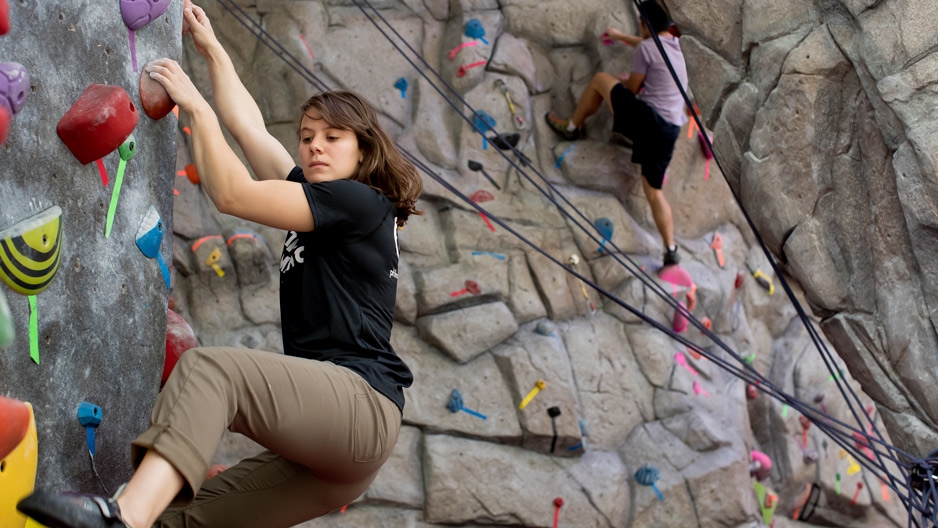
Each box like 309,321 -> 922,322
208,0 -> 933,521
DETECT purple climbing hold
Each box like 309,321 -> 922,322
0,62 -> 28,115
121,0 -> 172,30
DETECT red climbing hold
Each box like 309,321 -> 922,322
58,84 -> 138,165
184,163 -> 200,185
163,308 -> 199,388
0,0 -> 9,36
140,63 -> 175,120
0,395 -> 29,460
0,105 -> 8,146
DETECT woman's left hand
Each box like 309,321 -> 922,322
145,58 -> 208,115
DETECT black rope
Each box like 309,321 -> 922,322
207,0 -> 932,519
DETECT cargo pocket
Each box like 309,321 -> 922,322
352,392 -> 389,463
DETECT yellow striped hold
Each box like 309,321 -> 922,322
0,207 -> 63,296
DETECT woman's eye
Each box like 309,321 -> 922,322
328,136 -> 339,141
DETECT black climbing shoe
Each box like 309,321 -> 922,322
544,112 -> 580,141
17,490 -> 129,528
663,246 -> 680,267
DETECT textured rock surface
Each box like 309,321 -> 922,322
0,1 -> 180,491
4,0 -> 932,527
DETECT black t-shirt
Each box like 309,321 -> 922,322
280,167 -> 412,411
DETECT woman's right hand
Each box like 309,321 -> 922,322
185,4 -> 220,58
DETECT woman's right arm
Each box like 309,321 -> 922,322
187,5 -> 295,181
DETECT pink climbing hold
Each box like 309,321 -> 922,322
750,450 -> 772,481
658,263 -> 693,288
672,300 -> 688,333
121,0 -> 172,30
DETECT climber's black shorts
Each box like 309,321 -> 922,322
610,83 -> 681,190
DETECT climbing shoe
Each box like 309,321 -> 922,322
663,246 -> 680,267
17,490 -> 129,528
544,112 -> 580,141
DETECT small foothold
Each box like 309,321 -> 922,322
393,77 -> 408,98
547,406 -> 561,418
553,497 -> 564,508
118,133 -> 137,161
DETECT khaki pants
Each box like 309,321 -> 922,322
130,347 -> 401,528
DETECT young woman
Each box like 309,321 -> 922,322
19,4 -> 420,527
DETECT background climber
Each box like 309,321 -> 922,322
545,0 -> 688,267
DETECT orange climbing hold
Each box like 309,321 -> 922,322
58,84 -> 138,165
184,163 -> 200,184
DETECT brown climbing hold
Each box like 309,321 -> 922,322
140,62 -> 175,120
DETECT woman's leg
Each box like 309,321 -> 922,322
154,451 -> 380,528
570,72 -> 622,127
124,347 -> 400,527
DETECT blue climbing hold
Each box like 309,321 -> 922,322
77,401 -> 102,456
446,389 -> 487,420
394,77 -> 408,99
464,19 -> 488,45
594,217 -> 614,253
473,110 -> 497,150
635,465 -> 665,501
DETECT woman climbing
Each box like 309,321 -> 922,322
545,0 -> 688,268
18,4 -> 420,527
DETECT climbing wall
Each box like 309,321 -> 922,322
0,0 -> 181,496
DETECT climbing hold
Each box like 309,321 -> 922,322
184,163 -> 200,184
0,62 -> 28,116
552,497 -> 564,528
471,250 -> 506,261
734,270 -> 745,289
700,317 -> 712,331
753,481 -> 779,525
846,454 -> 861,475
554,143 -> 575,168
746,383 -> 758,400
446,389 -> 487,420
77,402 -> 102,457
469,190 -> 496,232
464,19 -> 488,45
534,320 -> 556,337
205,247 -> 225,277
467,160 -> 500,190
471,110 -> 496,149
0,396 -> 29,460
164,309 -> 198,388
750,450 -> 772,481
850,482 -> 864,505
0,0 -> 9,36
105,134 -> 137,238
692,380 -> 709,397
58,84 -> 138,166
518,380 -> 545,410
121,0 -> 172,30
457,60 -> 487,78
489,132 -> 520,151
135,205 -> 171,289
140,62 -> 175,120
450,279 -> 481,298
568,254 -> 596,315
600,32 -> 614,46
674,351 -> 697,376
0,106 -> 8,146
447,40 -> 479,61
0,207 -> 63,364
634,465 -> 664,501
593,218 -> 614,253
0,399 -> 37,528
393,77 -> 408,99
0,289 -> 12,348
672,300 -> 688,333
710,232 -> 724,267
547,406 -> 561,453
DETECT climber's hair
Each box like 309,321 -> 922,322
298,90 -> 423,227
638,0 -> 671,34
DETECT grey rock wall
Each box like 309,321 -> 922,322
666,0 -> 938,459
0,2 -> 180,492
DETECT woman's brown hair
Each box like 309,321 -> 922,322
298,91 -> 422,227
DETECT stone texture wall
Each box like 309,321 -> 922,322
666,0 -> 938,459
0,2 -> 180,492
162,1 -> 926,527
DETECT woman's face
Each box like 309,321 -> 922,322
298,109 -> 363,184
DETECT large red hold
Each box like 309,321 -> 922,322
163,309 -> 199,388
0,395 -> 29,460
57,84 -> 138,165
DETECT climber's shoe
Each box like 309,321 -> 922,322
17,490 -> 129,528
544,111 -> 580,141
663,246 -> 680,267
